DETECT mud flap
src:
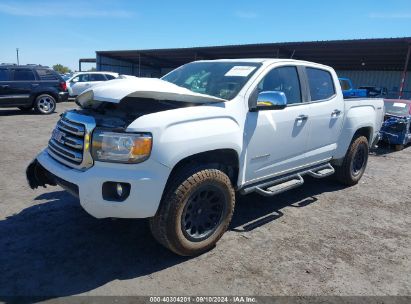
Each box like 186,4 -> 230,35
26,159 -> 57,189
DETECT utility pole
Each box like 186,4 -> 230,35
16,48 -> 19,65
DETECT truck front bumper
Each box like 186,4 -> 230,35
27,149 -> 171,219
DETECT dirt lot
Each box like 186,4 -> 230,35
0,102 -> 410,299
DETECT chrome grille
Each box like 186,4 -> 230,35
47,111 -> 96,170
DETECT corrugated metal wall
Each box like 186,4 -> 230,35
336,70 -> 411,98
96,54 -> 161,77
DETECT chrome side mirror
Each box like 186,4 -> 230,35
255,91 -> 287,111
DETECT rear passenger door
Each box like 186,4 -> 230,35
0,68 -> 13,106
304,67 -> 344,163
9,68 -> 37,106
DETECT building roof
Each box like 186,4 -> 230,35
96,37 -> 411,71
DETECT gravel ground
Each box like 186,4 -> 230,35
0,102 -> 410,299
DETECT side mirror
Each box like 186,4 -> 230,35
255,91 -> 287,111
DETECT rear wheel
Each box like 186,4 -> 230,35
150,166 -> 235,256
335,135 -> 369,186
34,94 -> 56,114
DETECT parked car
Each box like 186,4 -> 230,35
379,99 -> 411,151
338,77 -> 367,98
66,71 -> 119,97
358,86 -> 388,98
27,59 -> 384,256
0,64 -> 68,114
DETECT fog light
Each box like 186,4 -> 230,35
102,182 -> 130,202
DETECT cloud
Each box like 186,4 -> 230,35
0,2 -> 134,18
234,11 -> 258,19
369,12 -> 411,19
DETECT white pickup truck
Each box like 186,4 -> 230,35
27,59 -> 384,256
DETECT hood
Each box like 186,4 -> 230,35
76,77 -> 226,108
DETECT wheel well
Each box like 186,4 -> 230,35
353,127 -> 372,144
30,91 -> 59,106
167,149 -> 239,187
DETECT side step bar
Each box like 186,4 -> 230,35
241,162 -> 335,197
307,163 -> 335,178
255,175 -> 304,197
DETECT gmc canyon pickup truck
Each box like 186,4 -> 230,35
27,59 -> 384,256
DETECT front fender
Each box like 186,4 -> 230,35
155,116 -> 242,168
126,104 -> 243,169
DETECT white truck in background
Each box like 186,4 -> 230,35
27,59 -> 384,256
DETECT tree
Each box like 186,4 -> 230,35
88,67 -> 96,71
53,64 -> 72,74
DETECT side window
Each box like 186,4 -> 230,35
36,69 -> 59,80
105,74 -> 116,80
89,74 -> 106,81
0,69 -> 9,81
77,74 -> 89,82
12,69 -> 35,81
258,66 -> 302,104
306,68 -> 335,101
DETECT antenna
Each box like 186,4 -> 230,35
16,48 -> 20,65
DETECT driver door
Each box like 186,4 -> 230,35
244,66 -> 311,183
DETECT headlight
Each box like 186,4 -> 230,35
91,129 -> 152,163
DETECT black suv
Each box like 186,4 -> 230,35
0,64 -> 69,114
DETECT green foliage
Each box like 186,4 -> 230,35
52,64 -> 72,74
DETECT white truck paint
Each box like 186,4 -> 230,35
27,59 -> 384,255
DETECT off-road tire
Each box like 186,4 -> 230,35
34,94 -> 56,114
149,166 -> 235,256
335,135 -> 369,186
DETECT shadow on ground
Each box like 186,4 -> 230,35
0,178 -> 344,301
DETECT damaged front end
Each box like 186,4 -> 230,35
379,115 -> 411,145
26,159 -> 79,197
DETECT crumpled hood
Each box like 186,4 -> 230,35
76,77 -> 226,107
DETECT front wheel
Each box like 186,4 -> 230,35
335,135 -> 369,186
34,94 -> 56,114
149,167 -> 235,256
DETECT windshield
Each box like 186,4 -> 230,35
162,62 -> 261,100
384,101 -> 410,116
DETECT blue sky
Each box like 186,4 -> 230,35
0,0 -> 410,71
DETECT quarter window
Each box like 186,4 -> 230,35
0,69 -> 8,81
306,68 -> 335,101
12,69 -> 35,81
36,69 -> 59,80
258,66 -> 302,104
105,74 -> 116,80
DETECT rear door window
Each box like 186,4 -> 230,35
12,69 -> 36,81
89,74 -> 106,81
0,69 -> 9,81
36,69 -> 59,80
306,68 -> 336,101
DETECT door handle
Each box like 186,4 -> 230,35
331,109 -> 341,117
296,114 -> 308,121
0,85 -> 9,89
32,84 -> 39,87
